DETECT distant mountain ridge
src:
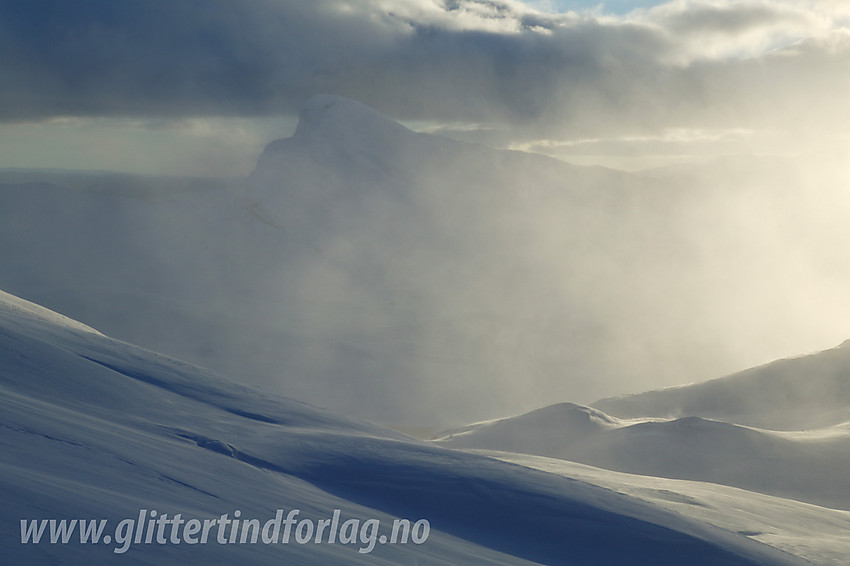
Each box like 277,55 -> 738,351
436,404 -> 850,510
436,340 -> 850,509
594,339 -> 850,431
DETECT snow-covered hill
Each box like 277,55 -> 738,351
594,340 -> 850,431
435,396 -> 850,510
1,290 -> 810,565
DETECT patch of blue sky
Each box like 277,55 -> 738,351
523,0 -> 666,15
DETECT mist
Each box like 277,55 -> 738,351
3,0 -> 850,427
3,95 -> 849,429
243,99 -> 850,427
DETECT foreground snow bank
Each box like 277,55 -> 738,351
0,291 -> 804,565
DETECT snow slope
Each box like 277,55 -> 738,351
435,401 -> 850,510
0,291 -> 808,565
485,452 -> 850,566
0,288 -> 102,336
594,340 -> 850,431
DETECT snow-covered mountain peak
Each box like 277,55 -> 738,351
245,93 -> 474,247
292,94 -> 413,145
247,94 -> 427,214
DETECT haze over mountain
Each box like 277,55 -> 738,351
3,95 -> 850,428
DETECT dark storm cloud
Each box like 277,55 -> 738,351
0,0 -> 402,119
1,0 -> 848,137
0,0 -> 625,123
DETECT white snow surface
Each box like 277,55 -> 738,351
483,452 -> 850,566
436,399 -> 850,511
0,288 -> 103,336
594,340 -> 850,431
0,291 -> 811,565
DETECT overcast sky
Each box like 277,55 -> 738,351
1,0 -> 849,174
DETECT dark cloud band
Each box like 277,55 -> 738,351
1,0 -> 848,137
